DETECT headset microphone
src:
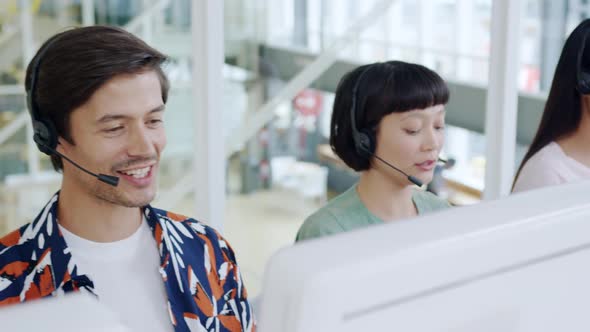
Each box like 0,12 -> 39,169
371,153 -> 424,187
37,141 -> 119,187
26,34 -> 119,187
363,148 -> 450,188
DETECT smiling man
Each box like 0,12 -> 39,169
0,26 -> 255,332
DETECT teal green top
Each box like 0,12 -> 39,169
295,185 -> 451,242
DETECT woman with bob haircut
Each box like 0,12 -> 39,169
296,60 -> 451,241
513,19 -> 590,193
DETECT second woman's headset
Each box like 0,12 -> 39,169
577,22 -> 590,94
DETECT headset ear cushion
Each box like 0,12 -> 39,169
33,118 -> 58,156
579,71 -> 590,95
356,128 -> 376,158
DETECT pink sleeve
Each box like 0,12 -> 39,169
512,157 -> 564,193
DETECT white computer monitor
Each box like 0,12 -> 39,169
0,292 -> 132,332
257,181 -> 590,332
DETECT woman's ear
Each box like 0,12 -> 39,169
56,137 -> 71,155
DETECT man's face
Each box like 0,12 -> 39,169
58,70 -> 167,207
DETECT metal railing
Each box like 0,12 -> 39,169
0,0 -> 171,151
157,0 -> 400,209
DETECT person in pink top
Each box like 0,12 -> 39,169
513,19 -> 590,193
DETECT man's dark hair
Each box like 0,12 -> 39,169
330,61 -> 449,171
25,25 -> 170,171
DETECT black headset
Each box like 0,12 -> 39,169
347,63 -> 424,187
26,35 -> 61,156
349,65 -> 377,159
25,35 -> 119,186
577,25 -> 590,95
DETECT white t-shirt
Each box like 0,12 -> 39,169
513,141 -> 590,193
59,219 -> 172,332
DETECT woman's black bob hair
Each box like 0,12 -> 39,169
330,60 -> 449,171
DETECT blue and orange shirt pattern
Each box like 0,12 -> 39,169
0,193 -> 256,332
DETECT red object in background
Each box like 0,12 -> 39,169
525,65 -> 540,92
294,89 -> 323,117
259,159 -> 270,181
258,127 -> 270,147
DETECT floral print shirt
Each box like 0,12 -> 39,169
0,193 -> 256,332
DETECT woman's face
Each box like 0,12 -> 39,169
372,104 -> 446,187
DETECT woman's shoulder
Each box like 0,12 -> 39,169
412,189 -> 451,213
295,186 -> 365,242
513,142 -> 565,192
525,142 -> 563,168
296,203 -> 344,242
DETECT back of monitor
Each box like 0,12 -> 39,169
258,181 -> 590,332
0,292 -> 132,332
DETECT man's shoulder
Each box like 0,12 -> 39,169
0,227 -> 24,249
151,207 -> 195,223
0,223 -> 33,262
150,206 -> 206,225
148,206 -> 237,265
0,193 -> 60,263
148,207 -> 223,241
0,223 -> 36,301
